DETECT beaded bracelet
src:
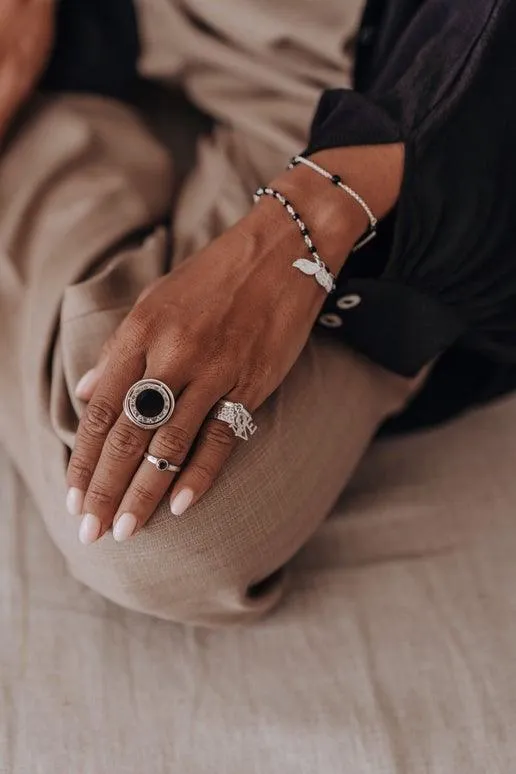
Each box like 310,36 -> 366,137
253,187 -> 336,293
288,155 -> 377,251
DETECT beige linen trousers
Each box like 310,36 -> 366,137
0,0 -> 416,626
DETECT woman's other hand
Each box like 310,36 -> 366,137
0,0 -> 55,138
66,143 -> 403,544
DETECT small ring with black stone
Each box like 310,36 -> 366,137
144,452 -> 181,474
124,379 -> 175,430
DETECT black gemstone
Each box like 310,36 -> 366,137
331,174 -> 342,185
157,459 -> 168,471
135,388 -> 165,418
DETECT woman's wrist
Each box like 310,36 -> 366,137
267,165 -> 363,275
267,143 -> 405,275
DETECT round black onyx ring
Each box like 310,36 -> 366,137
123,379 -> 175,430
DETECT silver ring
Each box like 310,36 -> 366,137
144,452 -> 181,473
209,400 -> 257,441
124,379 -> 175,430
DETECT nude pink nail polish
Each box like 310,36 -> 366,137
113,513 -> 138,543
66,487 -> 84,517
79,513 -> 101,545
75,368 -> 97,399
170,488 -> 194,517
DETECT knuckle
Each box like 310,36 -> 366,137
68,456 -> 94,488
126,305 -> 152,338
190,459 -> 218,485
153,425 -> 191,461
108,424 -> 142,458
83,398 -> 117,439
130,482 -> 157,506
203,421 -> 235,449
86,482 -> 115,510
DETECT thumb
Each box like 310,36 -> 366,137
74,335 -> 116,402
75,277 -> 164,401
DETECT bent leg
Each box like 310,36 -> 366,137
0,94 -> 416,627
65,339 -> 414,626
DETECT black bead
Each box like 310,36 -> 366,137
136,388 -> 165,418
301,228 -> 309,236
309,245 -> 317,254
331,174 -> 342,185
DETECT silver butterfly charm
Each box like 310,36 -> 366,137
292,258 -> 334,293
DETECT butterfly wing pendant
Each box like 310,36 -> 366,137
292,258 -> 319,275
292,258 -> 334,293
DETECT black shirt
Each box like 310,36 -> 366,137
43,0 -> 516,431
306,0 -> 516,430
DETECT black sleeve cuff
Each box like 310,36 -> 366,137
315,278 -> 466,378
304,1 -> 516,378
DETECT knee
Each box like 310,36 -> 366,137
65,497 -> 287,627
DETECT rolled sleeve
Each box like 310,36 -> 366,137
306,0 -> 516,377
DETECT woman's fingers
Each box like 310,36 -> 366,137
111,385 -> 223,542
76,368 -> 189,543
169,389 -> 259,516
169,416 -> 239,518
78,413 -> 153,543
67,347 -> 145,519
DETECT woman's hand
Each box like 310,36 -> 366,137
0,0 -> 54,138
66,194 -> 355,544
66,144 -> 403,544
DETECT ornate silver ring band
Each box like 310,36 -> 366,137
144,452 -> 181,474
210,400 -> 257,441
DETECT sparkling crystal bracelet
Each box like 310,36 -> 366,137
288,155 -> 378,251
253,187 -> 336,294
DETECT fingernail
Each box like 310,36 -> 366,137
78,513 -> 101,545
75,368 -> 97,398
170,488 -> 194,517
66,487 -> 84,516
113,513 -> 138,543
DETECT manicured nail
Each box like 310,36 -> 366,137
75,368 -> 97,399
66,487 -> 84,516
79,513 -> 101,545
113,513 -> 138,543
170,488 -> 194,517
